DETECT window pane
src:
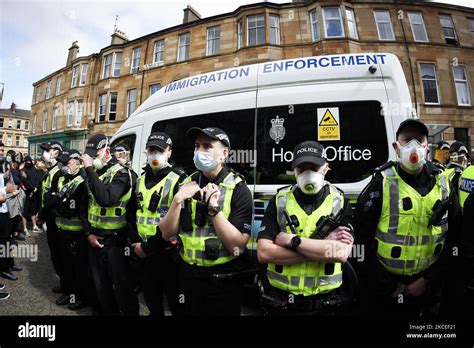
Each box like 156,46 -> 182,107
109,93 -> 117,121
375,10 -> 390,22
114,52 -> 122,76
151,109 -> 256,183
310,10 -> 320,41
421,63 -> 435,79
325,7 -> 340,19
455,81 -> 470,105
423,80 -> 439,103
453,66 -> 466,80
326,20 -> 343,37
257,101 -> 387,185
409,12 -> 428,41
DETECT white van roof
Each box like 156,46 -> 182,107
128,52 -> 407,121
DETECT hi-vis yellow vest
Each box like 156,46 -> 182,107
55,175 -> 84,231
267,185 -> 344,296
88,163 -> 132,230
179,171 -> 242,267
376,165 -> 449,276
444,166 -> 462,184
42,165 -> 60,203
459,164 -> 474,209
136,171 -> 180,242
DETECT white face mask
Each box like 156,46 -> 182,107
93,149 -> 106,170
296,170 -> 325,195
43,151 -> 51,163
148,152 -> 168,170
397,139 -> 427,172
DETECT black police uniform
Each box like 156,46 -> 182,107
40,163 -> 67,291
45,168 -> 97,309
178,167 -> 253,316
85,157 -> 139,316
128,164 -> 185,316
353,161 -> 461,317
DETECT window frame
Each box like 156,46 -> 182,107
322,6 -> 345,38
345,8 -> 358,39
247,14 -> 266,46
374,10 -> 395,41
127,89 -> 137,118
408,11 -> 429,43
153,40 -> 165,64
177,33 -> 190,62
108,93 -> 117,121
52,107 -> 57,130
452,65 -> 471,106
439,14 -> 457,40
310,9 -> 320,41
149,83 -> 161,96
76,100 -> 83,125
237,20 -> 243,49
71,65 -> 79,87
80,63 -> 88,85
66,101 -> 74,127
102,54 -> 112,79
113,52 -> 122,77
32,113 -> 37,134
269,14 -> 281,45
98,94 -> 107,122
206,26 -> 221,56
42,110 -> 48,132
131,47 -> 141,73
55,76 -> 62,96
420,62 -> 441,105
46,80 -> 52,99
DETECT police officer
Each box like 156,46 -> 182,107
354,119 -> 461,317
257,141 -> 354,316
38,141 -> 66,295
81,134 -> 139,316
432,140 -> 450,170
160,127 -> 253,316
112,143 -> 132,169
129,132 -> 185,316
445,141 -> 470,190
45,149 -> 97,310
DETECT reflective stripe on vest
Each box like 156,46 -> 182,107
267,184 -> 344,296
88,163 -> 131,230
459,165 -> 474,209
179,171 -> 242,267
42,165 -> 60,203
375,165 -> 449,276
55,175 -> 85,231
136,171 -> 180,242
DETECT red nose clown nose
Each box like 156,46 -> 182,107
409,153 -> 419,164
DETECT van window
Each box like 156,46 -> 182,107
111,134 -> 136,162
256,101 -> 387,184
151,109 -> 256,182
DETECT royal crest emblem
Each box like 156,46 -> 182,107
269,116 -> 286,144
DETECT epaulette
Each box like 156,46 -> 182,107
277,184 -> 292,193
374,161 -> 396,174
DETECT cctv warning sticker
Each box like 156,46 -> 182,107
317,108 -> 340,141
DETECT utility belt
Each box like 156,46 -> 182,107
259,277 -> 348,313
89,232 -> 129,247
179,257 -> 242,280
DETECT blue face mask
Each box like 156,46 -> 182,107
193,151 -> 218,172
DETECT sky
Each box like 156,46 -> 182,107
0,0 -> 473,110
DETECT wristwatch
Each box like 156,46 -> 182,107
207,205 -> 221,217
290,235 -> 301,251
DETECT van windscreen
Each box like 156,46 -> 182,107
256,101 -> 388,184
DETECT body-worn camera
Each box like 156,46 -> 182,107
204,238 -> 221,260
148,189 -> 162,212
194,200 -> 208,227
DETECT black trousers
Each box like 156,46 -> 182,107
138,250 -> 180,316
46,217 -> 66,288
0,212 -> 12,272
88,235 -> 139,316
57,229 -> 97,307
178,259 -> 241,316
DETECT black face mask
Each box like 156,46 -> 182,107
25,162 -> 33,168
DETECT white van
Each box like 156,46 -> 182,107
111,52 -> 415,253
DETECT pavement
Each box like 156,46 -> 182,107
0,230 -> 150,316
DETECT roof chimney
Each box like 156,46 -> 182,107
111,29 -> 129,45
183,5 -> 201,24
67,41 -> 79,66
10,102 -> 16,113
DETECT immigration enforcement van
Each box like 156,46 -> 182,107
111,52 -> 415,254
